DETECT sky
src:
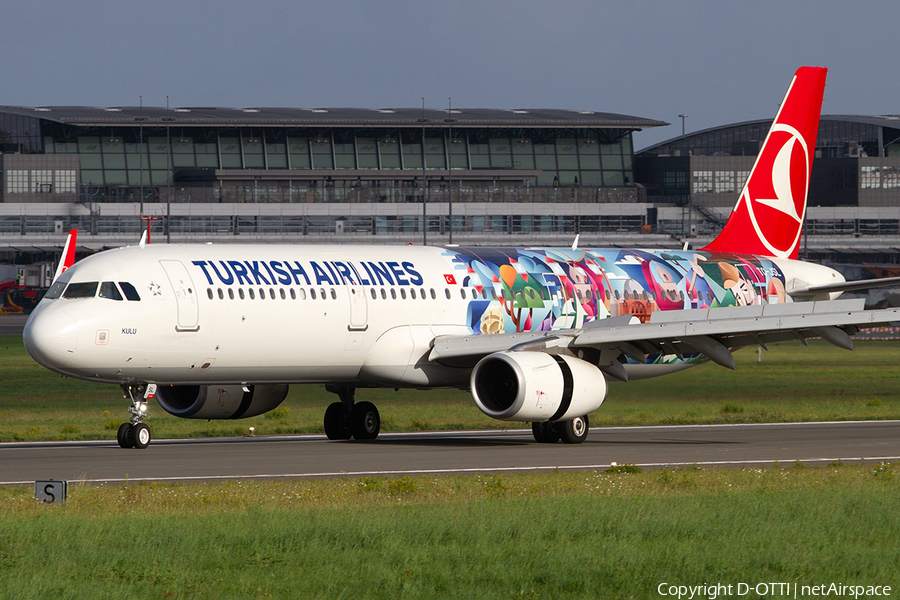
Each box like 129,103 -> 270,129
3,1 -> 897,150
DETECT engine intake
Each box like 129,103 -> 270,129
156,384 -> 289,420
470,351 -> 607,422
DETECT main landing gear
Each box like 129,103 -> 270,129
531,414 -> 590,444
323,385 -> 381,441
117,383 -> 155,449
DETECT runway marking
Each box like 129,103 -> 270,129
2,456 -> 899,487
1,419 -> 897,450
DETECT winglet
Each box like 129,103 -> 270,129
702,66 -> 827,260
52,229 -> 78,283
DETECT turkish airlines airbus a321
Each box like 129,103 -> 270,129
23,67 -> 900,449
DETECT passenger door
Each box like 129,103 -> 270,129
160,260 -> 200,332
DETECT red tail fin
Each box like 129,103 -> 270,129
53,229 -> 78,282
702,66 -> 827,259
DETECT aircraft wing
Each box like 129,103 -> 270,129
429,298 -> 900,380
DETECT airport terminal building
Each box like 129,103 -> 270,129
2,106 -> 900,269
0,106 -> 670,254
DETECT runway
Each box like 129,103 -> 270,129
0,315 -> 27,335
2,420 -> 899,485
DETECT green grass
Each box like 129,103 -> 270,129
2,333 -> 899,442
0,465 -> 897,599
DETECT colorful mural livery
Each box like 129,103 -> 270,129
441,247 -> 787,364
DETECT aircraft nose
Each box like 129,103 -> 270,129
23,307 -> 79,371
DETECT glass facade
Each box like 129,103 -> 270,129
35,120 -> 634,190
643,119 -> 886,159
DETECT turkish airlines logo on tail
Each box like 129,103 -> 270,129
701,67 -> 826,261
745,123 -> 810,257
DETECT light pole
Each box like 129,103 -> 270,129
679,114 -> 688,136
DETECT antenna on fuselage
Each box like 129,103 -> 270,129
571,234 -> 580,251
139,230 -> 148,249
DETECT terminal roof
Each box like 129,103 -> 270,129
0,106 -> 668,129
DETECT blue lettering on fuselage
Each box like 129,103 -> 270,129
403,261 -> 424,286
387,261 -> 408,285
191,259 -> 421,287
246,261 -> 271,285
333,262 -> 356,285
311,262 -> 333,285
367,262 -> 394,285
228,261 -> 252,285
286,261 -> 311,285
270,261 -> 292,285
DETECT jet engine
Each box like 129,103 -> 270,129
155,384 -> 289,420
470,351 -> 607,422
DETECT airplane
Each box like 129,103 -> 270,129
22,66 -> 900,449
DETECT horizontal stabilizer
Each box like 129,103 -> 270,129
790,276 -> 900,300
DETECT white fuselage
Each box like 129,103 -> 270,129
23,243 -> 844,388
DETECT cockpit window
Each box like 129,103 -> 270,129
119,282 -> 141,301
99,282 -> 124,301
63,282 -> 99,299
44,280 -> 67,300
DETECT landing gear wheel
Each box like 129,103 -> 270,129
351,401 -> 380,440
117,422 -> 135,448
560,415 -> 590,444
531,421 -> 561,443
132,423 -> 152,449
324,402 -> 352,440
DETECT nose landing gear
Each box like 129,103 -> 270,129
117,383 -> 154,449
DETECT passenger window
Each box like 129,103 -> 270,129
218,288 -> 224,300
310,288 -> 316,300
119,282 -> 141,301
63,282 -> 98,299
228,288 -> 235,300
381,288 -> 387,299
270,288 -> 276,300
290,288 -> 296,300
239,288 -> 245,300
370,288 -> 376,300
390,288 -> 397,300
249,288 -> 256,300
320,288 -> 326,300
445,288 -> 450,299
400,288 -> 407,300
432,289 -> 437,299
99,282 -> 123,301
410,288 -> 417,300
259,288 -> 266,300
207,288 -> 214,300
330,289 -> 336,300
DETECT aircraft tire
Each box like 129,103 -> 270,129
133,423 -> 151,449
559,415 -> 589,444
117,422 -> 134,448
531,421 -> 560,443
324,402 -> 352,440
351,401 -> 380,440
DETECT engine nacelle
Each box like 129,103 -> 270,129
470,351 -> 607,422
156,384 -> 289,420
